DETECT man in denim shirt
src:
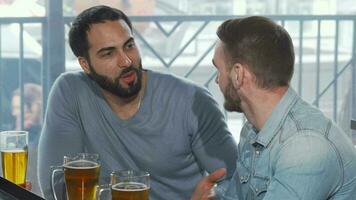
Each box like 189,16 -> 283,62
191,16 -> 356,200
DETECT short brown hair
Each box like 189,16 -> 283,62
217,16 -> 295,89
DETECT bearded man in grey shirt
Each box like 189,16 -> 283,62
38,5 -> 237,200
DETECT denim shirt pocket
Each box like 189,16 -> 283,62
227,161 -> 251,199
236,162 -> 250,184
250,174 -> 269,198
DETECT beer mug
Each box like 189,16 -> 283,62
0,131 -> 28,187
98,170 -> 150,200
51,153 -> 100,200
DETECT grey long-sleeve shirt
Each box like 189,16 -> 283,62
38,70 -> 237,200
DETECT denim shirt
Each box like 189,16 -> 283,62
220,87 -> 356,200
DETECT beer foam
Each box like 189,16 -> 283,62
64,160 -> 99,169
1,149 -> 26,153
112,182 -> 149,192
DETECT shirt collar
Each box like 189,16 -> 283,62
251,87 -> 299,147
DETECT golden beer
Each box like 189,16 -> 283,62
63,160 -> 100,200
1,150 -> 28,187
111,182 -> 149,200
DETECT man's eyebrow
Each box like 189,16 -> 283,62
124,37 -> 134,46
96,37 -> 134,55
97,46 -> 116,55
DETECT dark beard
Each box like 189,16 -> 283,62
88,62 -> 143,98
223,79 -> 242,113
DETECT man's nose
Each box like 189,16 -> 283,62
215,74 -> 219,84
117,51 -> 132,68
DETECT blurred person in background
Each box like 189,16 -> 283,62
11,83 -> 42,195
337,87 -> 356,145
0,0 -> 45,17
72,0 -> 155,16
12,83 -> 42,144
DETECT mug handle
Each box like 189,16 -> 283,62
97,184 -> 111,200
50,166 -> 63,200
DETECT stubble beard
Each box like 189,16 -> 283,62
223,79 -> 242,113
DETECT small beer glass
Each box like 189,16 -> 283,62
0,131 -> 28,187
51,153 -> 100,200
98,170 -> 150,200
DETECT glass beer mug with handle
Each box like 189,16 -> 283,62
0,131 -> 28,187
98,170 -> 150,200
50,153 -> 100,200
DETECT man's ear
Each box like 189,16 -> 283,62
230,63 -> 244,89
78,57 -> 90,74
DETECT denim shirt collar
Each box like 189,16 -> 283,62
248,87 -> 299,147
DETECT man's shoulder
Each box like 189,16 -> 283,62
49,70 -> 93,100
56,70 -> 86,82
282,99 -> 330,136
53,70 -> 89,89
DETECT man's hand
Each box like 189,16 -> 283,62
191,168 -> 226,200
22,181 -> 32,191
